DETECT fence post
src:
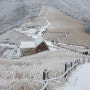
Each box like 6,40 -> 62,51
79,59 -> 80,64
43,69 -> 49,90
77,60 -> 78,65
74,61 -> 76,68
64,63 -> 67,78
88,58 -> 90,62
71,62 -> 73,68
83,58 -> 85,64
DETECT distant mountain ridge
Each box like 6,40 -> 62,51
0,0 -> 90,34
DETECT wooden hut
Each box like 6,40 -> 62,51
20,37 -> 49,56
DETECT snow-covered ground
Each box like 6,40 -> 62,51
0,43 -> 21,59
55,63 -> 90,90
15,15 -> 50,38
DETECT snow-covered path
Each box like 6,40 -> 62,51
56,63 -> 90,90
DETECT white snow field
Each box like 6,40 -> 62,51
55,63 -> 90,90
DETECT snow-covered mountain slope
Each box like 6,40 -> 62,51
0,5 -> 90,60
42,6 -> 90,47
15,6 -> 89,47
0,0 -> 43,34
0,0 -> 90,34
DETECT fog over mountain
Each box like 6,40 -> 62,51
0,0 -> 90,34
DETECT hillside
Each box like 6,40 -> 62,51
43,6 -> 90,47
0,0 -> 90,34
22,6 -> 90,47
0,6 -> 90,59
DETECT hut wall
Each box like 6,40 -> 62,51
20,48 -> 36,56
36,42 -> 49,53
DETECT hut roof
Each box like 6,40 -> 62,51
20,36 -> 44,49
20,42 -> 36,48
35,36 -> 44,46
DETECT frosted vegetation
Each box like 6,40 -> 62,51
0,47 -> 85,90
0,0 -> 90,34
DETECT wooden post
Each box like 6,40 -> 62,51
64,63 -> 67,78
88,58 -> 90,62
79,59 -> 80,64
77,60 -> 78,65
43,69 -> 49,90
71,62 -> 73,68
74,61 -> 76,68
83,58 -> 85,64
